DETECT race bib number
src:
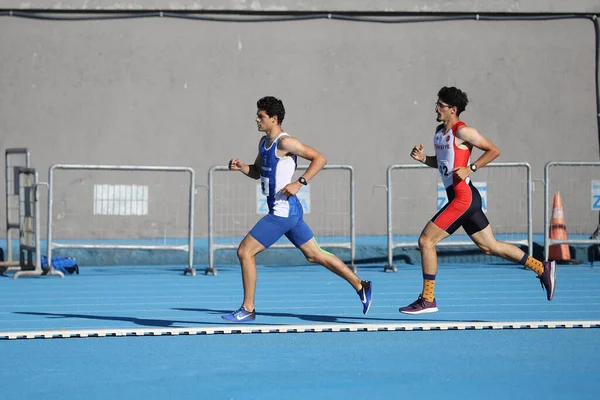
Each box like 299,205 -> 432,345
260,176 -> 270,196
437,160 -> 451,177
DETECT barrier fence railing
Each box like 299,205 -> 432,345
206,165 -> 355,275
12,168 -> 64,278
47,164 -> 196,275
544,161 -> 600,262
386,162 -> 532,272
3,148 -> 30,267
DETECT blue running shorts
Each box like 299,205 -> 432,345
249,213 -> 314,248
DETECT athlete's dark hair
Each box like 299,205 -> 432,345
257,96 -> 285,124
438,86 -> 469,115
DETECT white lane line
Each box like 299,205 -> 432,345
1,320 -> 599,340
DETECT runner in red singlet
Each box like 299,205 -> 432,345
399,86 -> 556,315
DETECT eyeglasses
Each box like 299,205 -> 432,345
435,101 -> 454,109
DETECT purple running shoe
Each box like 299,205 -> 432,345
538,260 -> 557,301
399,295 -> 438,315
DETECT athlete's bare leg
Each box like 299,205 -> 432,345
398,221 -> 450,312
418,221 -> 451,275
236,234 -> 266,312
298,238 -> 362,291
469,225 -> 526,262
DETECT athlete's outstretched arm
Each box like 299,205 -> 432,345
411,144 -> 437,168
229,154 -> 261,180
278,136 -> 327,197
453,126 -> 500,180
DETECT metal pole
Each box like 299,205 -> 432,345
206,166 -> 216,275
349,166 -> 356,272
386,165 -> 394,269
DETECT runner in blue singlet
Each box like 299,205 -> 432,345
221,96 -> 372,323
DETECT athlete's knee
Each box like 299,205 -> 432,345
305,255 -> 320,264
237,243 -> 255,262
236,246 -> 248,262
477,244 -> 493,255
476,241 -> 499,256
418,234 -> 436,251
303,250 -> 323,264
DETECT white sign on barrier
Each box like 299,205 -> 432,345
591,180 -> 600,210
437,182 -> 487,213
93,184 -> 149,216
256,184 -> 311,214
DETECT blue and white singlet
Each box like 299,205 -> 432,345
259,132 -> 303,217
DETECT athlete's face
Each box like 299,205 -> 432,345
435,99 -> 455,122
256,110 -> 277,132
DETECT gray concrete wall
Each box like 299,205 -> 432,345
0,9 -> 597,240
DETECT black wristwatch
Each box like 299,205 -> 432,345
469,163 -> 478,173
298,177 -> 308,186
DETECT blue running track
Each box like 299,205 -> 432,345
1,262 -> 599,399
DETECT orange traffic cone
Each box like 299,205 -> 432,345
548,192 -> 580,264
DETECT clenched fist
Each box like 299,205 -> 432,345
229,158 -> 244,171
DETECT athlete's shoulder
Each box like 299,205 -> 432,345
277,132 -> 296,147
453,121 -> 470,133
278,131 -> 292,140
435,123 -> 444,133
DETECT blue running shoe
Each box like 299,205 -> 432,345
221,306 -> 256,323
357,280 -> 372,314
